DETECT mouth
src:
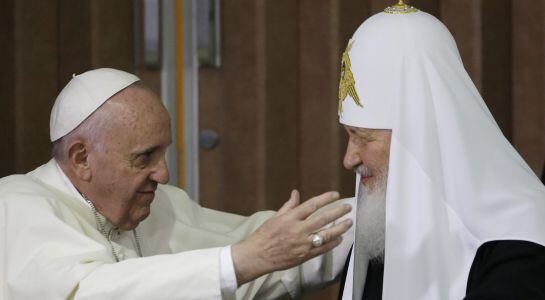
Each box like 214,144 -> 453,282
360,175 -> 373,185
138,183 -> 158,195
355,165 -> 373,186
137,189 -> 156,199
138,189 -> 155,194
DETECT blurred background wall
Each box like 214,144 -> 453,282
0,0 -> 543,299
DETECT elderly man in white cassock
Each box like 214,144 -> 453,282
0,68 -> 355,299
337,1 -> 545,300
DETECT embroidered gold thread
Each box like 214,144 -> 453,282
384,0 -> 418,14
338,39 -> 362,114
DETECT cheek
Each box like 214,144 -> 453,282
133,171 -> 152,187
94,166 -> 140,198
361,148 -> 388,170
92,154 -> 120,180
358,147 -> 378,166
376,149 -> 390,172
122,173 -> 155,200
98,167 -> 125,188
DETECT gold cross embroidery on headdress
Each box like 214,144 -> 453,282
338,39 -> 362,114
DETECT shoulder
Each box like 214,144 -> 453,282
465,240 -> 545,299
0,173 -> 70,215
0,174 -> 39,192
0,174 -> 52,201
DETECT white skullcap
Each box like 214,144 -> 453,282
49,68 -> 140,142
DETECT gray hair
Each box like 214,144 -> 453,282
51,105 -> 111,163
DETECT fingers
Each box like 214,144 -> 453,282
292,191 -> 340,220
276,190 -> 300,216
304,203 -> 352,232
308,218 -> 352,247
305,219 -> 352,257
307,236 -> 343,258
322,218 -> 352,241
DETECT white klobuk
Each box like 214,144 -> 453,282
339,10 -> 545,300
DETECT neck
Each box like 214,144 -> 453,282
56,160 -> 114,227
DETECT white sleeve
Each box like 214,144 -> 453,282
76,248 -> 224,300
220,245 -> 238,297
1,196 -> 225,300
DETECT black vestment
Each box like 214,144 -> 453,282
338,240 -> 545,299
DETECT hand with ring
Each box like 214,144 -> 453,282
311,233 -> 325,247
232,190 -> 353,285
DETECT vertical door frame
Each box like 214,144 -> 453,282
162,0 -> 200,201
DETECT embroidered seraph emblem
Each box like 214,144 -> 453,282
384,0 -> 418,14
338,39 -> 362,114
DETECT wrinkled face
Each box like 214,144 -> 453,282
344,126 -> 391,261
343,126 -> 392,192
87,86 -> 171,230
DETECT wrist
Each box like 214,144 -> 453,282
231,240 -> 268,285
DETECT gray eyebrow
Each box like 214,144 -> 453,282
351,128 -> 373,139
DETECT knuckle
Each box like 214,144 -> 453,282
320,231 -> 330,242
321,211 -> 333,221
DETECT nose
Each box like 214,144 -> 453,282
150,156 -> 170,184
343,140 -> 361,170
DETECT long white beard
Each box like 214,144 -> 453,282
355,171 -> 387,262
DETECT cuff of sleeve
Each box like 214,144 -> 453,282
220,245 -> 238,297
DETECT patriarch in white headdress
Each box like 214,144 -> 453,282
338,1 -> 545,299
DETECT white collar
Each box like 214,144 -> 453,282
52,160 -> 113,230
54,160 -> 91,208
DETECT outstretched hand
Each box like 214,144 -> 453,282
232,190 -> 353,285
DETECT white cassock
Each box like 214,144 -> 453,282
0,159 -> 354,300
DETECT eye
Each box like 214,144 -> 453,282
353,134 -> 376,146
133,151 -> 154,168
349,135 -> 364,146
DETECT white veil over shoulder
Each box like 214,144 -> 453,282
339,9 -> 545,300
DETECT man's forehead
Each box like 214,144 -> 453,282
344,125 -> 380,135
105,86 -> 167,117
96,86 -> 171,146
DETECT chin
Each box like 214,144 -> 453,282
117,208 -> 151,230
134,206 -> 151,223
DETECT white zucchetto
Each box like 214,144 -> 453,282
49,68 -> 140,142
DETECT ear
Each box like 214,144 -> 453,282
67,140 -> 92,181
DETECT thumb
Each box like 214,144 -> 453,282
276,189 -> 300,215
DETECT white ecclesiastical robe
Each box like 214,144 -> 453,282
0,159 -> 354,300
338,9 -> 545,300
